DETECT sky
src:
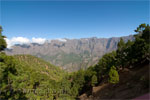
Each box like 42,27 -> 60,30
0,0 -> 149,47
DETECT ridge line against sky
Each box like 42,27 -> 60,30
5,35 -> 132,48
0,0 -> 149,40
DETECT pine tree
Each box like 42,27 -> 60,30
108,66 -> 119,84
0,26 -> 7,51
116,38 -> 126,68
91,75 -> 98,87
131,24 -> 150,64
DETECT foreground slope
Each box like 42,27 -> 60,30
14,55 -> 65,81
79,63 -> 149,100
0,54 -> 68,99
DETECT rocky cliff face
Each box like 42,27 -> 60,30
5,35 -> 134,72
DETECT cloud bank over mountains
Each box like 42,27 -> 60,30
31,37 -> 46,44
5,37 -> 46,48
5,37 -> 68,48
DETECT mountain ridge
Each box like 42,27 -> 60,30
5,35 -> 134,71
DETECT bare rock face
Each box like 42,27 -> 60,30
5,35 -> 134,72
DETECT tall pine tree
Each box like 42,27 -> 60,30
0,26 -> 7,51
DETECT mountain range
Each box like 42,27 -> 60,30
5,35 -> 134,72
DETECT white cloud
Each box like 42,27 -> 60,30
5,37 -> 46,48
5,37 -> 67,48
11,37 -> 30,44
5,37 -> 30,48
5,38 -> 12,48
56,38 -> 67,42
32,37 -> 46,44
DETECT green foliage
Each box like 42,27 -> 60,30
70,84 -> 79,97
0,54 -> 69,99
116,38 -> 126,67
14,55 -> 65,81
91,75 -> 98,87
134,23 -> 146,32
0,26 -> 7,51
116,23 -> 149,67
85,67 -> 97,82
133,24 -> 150,61
71,69 -> 85,94
96,51 -> 117,80
0,53 -> 27,100
127,24 -> 149,65
108,66 -> 119,84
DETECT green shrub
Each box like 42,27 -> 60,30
108,66 -> 119,84
91,75 -> 98,87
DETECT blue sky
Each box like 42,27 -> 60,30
0,0 -> 149,40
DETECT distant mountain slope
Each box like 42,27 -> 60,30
14,55 -> 65,81
6,35 -> 134,72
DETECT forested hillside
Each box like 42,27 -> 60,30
14,55 -> 64,81
78,23 -> 150,99
0,26 -> 72,99
0,24 -> 149,100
